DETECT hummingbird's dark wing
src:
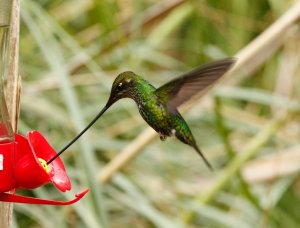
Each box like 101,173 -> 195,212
155,58 -> 236,112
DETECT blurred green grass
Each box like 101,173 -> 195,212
12,0 -> 300,227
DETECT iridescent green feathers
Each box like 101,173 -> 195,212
106,58 -> 236,170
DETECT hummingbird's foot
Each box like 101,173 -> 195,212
159,133 -> 167,141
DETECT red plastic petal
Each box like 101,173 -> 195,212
27,131 -> 71,192
14,133 -> 50,189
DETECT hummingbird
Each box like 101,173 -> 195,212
47,58 -> 236,170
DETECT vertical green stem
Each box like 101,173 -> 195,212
214,97 -> 235,159
214,97 -> 261,209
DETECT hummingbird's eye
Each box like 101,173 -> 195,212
117,83 -> 123,90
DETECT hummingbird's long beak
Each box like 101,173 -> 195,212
47,101 -> 113,165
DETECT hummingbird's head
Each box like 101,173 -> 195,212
106,71 -> 138,106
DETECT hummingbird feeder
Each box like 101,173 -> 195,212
0,130 -> 89,205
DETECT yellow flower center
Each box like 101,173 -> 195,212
38,158 -> 50,174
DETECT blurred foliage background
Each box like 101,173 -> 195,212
10,0 -> 300,227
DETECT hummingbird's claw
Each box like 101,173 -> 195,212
159,133 -> 167,141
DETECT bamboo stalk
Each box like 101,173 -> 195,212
0,0 -> 20,227
97,0 -> 300,184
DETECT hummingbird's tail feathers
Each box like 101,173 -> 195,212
174,128 -> 213,171
192,144 -> 214,171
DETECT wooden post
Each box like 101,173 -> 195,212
6,0 -> 20,129
0,0 -> 20,227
